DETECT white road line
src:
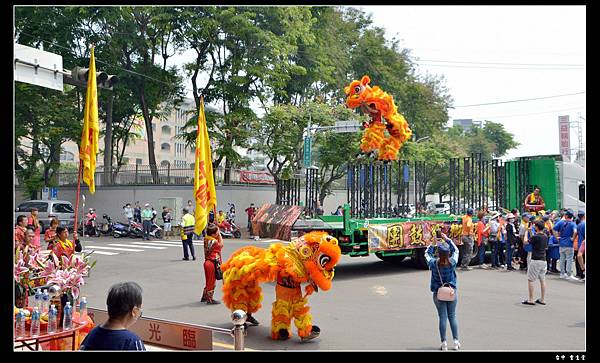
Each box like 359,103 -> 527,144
150,240 -> 204,246
85,246 -> 144,252
130,242 -> 179,247
108,243 -> 167,250
83,250 -> 119,256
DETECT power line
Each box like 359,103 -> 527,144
416,63 -> 584,70
456,106 -> 585,119
413,58 -> 584,67
454,92 -> 585,107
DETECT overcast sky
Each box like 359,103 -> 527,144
171,5 -> 586,162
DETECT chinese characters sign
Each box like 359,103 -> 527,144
558,115 -> 570,161
368,221 -> 467,252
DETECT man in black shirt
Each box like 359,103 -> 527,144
522,220 -> 548,306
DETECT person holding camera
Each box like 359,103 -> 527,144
425,230 -> 460,351
522,220 -> 549,306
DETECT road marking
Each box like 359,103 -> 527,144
130,242 -> 179,247
109,243 -> 167,250
83,250 -> 119,256
212,341 -> 256,351
85,246 -> 144,252
372,285 -> 388,296
150,240 -> 204,246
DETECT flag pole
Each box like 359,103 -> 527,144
73,158 -> 83,238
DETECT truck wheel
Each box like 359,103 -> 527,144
413,248 -> 429,270
375,253 -> 406,264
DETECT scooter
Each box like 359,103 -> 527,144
112,219 -> 132,238
149,222 -> 163,239
220,217 -> 242,239
96,214 -> 115,236
128,221 -> 145,238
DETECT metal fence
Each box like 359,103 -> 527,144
56,165 -> 275,187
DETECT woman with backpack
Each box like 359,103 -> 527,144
425,230 -> 460,351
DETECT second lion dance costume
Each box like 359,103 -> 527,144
221,231 -> 341,341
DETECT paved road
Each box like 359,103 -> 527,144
78,236 -> 585,351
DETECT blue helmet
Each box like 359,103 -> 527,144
467,208 -> 474,215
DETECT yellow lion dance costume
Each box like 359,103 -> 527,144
344,75 -> 412,161
222,231 -> 341,341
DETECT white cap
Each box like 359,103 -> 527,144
145,203 -> 150,207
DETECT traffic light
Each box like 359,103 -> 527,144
70,66 -> 118,89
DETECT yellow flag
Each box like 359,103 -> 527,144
194,96 -> 217,234
79,46 -> 99,194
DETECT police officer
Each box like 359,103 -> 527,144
180,208 -> 196,261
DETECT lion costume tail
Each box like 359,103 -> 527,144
221,245 -> 280,314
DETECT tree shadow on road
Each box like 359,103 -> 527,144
333,259 -> 425,281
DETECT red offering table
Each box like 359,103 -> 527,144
14,322 -> 88,351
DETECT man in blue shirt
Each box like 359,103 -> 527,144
574,211 -> 586,279
553,210 -> 578,280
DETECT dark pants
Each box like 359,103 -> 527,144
575,253 -> 585,278
182,233 -> 195,259
499,242 -> 506,265
142,220 -> 152,240
505,241 -> 514,268
490,239 -> 500,267
519,242 -> 528,269
477,239 -> 487,265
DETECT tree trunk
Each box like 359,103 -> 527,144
224,158 -> 231,184
103,94 -> 114,185
139,90 -> 159,183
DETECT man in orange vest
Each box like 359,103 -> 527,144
460,208 -> 475,271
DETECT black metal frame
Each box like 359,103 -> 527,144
275,178 -> 301,206
448,154 -> 506,214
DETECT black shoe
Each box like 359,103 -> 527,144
182,258 -> 189,261
507,267 -> 516,271
201,296 -> 207,302
301,325 -> 320,342
278,329 -> 290,340
192,257 -> 196,261
246,315 -> 260,326
206,299 -> 221,305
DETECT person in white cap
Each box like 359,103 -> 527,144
141,204 -> 153,241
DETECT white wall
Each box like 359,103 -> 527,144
15,185 -> 350,226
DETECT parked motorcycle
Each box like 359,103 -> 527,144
112,219 -> 132,238
96,214 -> 116,236
128,221 -> 145,238
127,220 -> 163,239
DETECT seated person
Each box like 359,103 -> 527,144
80,282 -> 146,351
216,210 -> 232,231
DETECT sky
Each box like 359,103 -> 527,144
169,5 -> 586,162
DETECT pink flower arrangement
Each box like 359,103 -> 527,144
40,253 -> 93,300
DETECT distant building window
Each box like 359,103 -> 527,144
136,158 -> 143,165
162,125 -> 171,135
60,150 -> 75,162
160,160 -> 170,168
161,143 -> 171,151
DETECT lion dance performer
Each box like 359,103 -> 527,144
344,75 -> 412,161
221,231 -> 341,341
